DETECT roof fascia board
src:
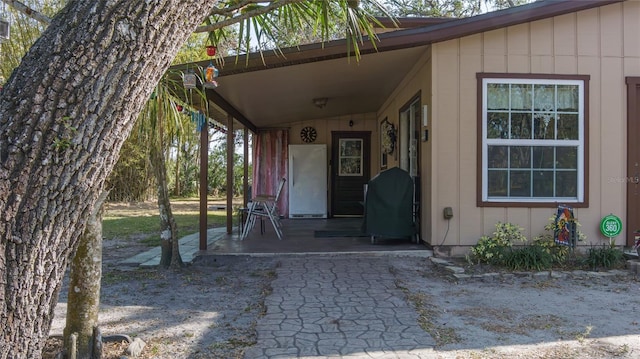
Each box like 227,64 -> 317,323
180,0 -> 621,76
392,0 -> 624,45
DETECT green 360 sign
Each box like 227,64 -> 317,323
600,214 -> 622,238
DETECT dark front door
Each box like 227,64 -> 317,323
627,77 -> 640,246
331,131 -> 371,217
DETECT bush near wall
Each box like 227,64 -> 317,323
468,219 -> 626,271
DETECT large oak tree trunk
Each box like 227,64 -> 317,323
0,1 -> 217,357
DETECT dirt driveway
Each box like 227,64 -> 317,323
44,200 -> 640,358
47,247 -> 640,358
393,258 -> 640,358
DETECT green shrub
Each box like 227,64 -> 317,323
469,222 -> 526,265
503,245 -> 553,271
585,244 -> 624,271
532,235 -> 569,264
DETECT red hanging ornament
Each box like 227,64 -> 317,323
206,45 -> 216,57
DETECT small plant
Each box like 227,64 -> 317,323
585,244 -> 624,271
533,213 -> 586,265
52,116 -> 77,151
469,222 -> 526,265
502,245 -> 553,271
532,235 -> 569,264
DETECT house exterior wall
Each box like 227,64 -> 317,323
377,48 -> 433,242
429,1 -> 640,256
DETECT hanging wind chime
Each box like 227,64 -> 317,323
204,45 -> 219,89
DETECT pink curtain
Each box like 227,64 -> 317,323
252,129 -> 289,217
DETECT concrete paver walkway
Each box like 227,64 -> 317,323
245,256 -> 436,358
119,227 -> 227,267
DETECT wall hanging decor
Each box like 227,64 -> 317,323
380,118 -> 396,169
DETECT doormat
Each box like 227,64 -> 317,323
314,230 -> 368,238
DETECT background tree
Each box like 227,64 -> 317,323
0,1 -> 389,356
365,0 -> 530,17
138,78 -> 199,268
207,130 -> 248,197
0,0 -> 63,81
62,191 -> 107,359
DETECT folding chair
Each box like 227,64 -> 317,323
241,178 -> 286,240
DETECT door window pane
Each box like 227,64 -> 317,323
338,139 -> 363,176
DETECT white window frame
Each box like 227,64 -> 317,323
480,77 -> 585,204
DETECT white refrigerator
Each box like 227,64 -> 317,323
288,144 -> 327,218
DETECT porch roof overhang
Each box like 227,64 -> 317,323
170,0 -> 622,132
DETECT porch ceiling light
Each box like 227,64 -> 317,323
312,97 -> 328,109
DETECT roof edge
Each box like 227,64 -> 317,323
172,0 -> 624,76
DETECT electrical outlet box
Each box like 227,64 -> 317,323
443,207 -> 453,219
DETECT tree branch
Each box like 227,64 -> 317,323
0,0 -> 51,25
195,0 -> 304,33
209,0 -> 268,16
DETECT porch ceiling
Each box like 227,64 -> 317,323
209,45 -> 429,129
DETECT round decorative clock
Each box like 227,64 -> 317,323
300,126 -> 317,143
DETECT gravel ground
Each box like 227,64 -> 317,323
45,248 -> 640,358
42,200 -> 640,358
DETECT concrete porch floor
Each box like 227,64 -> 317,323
197,217 -> 432,258
121,218 -> 432,267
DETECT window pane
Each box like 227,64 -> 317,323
487,112 -> 509,138
510,113 -> 532,139
510,84 -> 532,110
532,171 -> 553,197
510,170 -> 531,197
533,113 -> 555,139
533,147 -> 554,169
510,146 -> 531,168
556,171 -> 577,197
534,84 -> 555,111
557,85 -> 579,111
488,146 -> 508,168
556,147 -> 577,169
488,170 -> 508,196
557,114 -> 578,140
340,139 -> 362,156
482,78 -> 583,203
488,83 -> 509,110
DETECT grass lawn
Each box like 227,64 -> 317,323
102,198 -> 238,246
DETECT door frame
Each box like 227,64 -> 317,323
330,131 -> 371,217
626,77 -> 640,247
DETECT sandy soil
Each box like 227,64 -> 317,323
43,201 -> 640,358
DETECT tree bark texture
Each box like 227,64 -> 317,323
63,191 -> 107,359
0,1 -> 218,357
